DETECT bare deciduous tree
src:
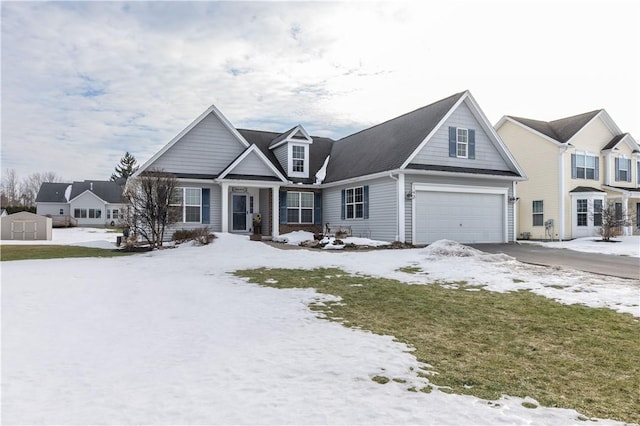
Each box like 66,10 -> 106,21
598,201 -> 634,241
20,171 -> 62,207
1,168 -> 20,207
122,170 -> 180,249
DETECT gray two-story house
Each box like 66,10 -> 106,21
135,90 -> 525,244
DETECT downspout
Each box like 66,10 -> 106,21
389,173 -> 399,242
558,143 -> 574,241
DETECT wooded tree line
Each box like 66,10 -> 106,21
1,169 -> 62,209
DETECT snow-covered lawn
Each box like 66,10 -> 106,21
2,229 -> 638,424
524,236 -> 640,257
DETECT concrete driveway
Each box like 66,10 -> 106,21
469,243 -> 640,280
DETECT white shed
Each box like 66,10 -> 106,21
0,211 -> 53,241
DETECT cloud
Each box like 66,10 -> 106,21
1,1 -> 638,183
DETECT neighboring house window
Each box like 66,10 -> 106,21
346,186 -> 364,219
287,191 -> 313,223
577,199 -> 588,226
456,128 -> 468,158
448,126 -> 475,159
74,208 -> 87,218
107,210 -> 111,219
593,199 -> 603,227
88,209 -> 101,219
615,157 -> 631,182
532,200 -> 544,226
572,154 -> 598,180
59,209 -> 64,215
171,188 -> 202,223
292,145 -> 305,173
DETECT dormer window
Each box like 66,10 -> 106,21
292,145 -> 305,173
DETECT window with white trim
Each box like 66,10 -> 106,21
292,145 -> 305,173
616,157 -> 630,182
574,154 -> 597,180
287,191 -> 313,223
577,199 -> 588,226
88,209 -> 101,219
346,186 -> 364,219
532,200 -> 543,226
170,188 -> 201,223
593,199 -> 603,227
73,208 -> 87,218
456,128 -> 468,158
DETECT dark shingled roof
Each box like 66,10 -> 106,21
569,186 -> 606,193
324,92 -> 465,183
237,129 -> 334,184
35,182 -> 71,203
601,133 -> 628,151
69,180 -> 126,203
406,164 -> 520,177
268,126 -> 298,148
508,110 -> 601,143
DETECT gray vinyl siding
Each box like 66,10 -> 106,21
148,113 -> 246,175
232,151 -> 278,177
404,174 -> 514,243
36,203 -> 69,216
163,183 -> 221,240
273,145 -> 288,174
323,176 -> 398,242
413,102 -> 511,171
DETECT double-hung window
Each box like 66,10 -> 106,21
532,200 -> 544,226
287,192 -> 313,223
577,199 -> 588,226
292,145 -> 305,173
615,157 -> 631,182
171,188 -> 202,223
573,154 -> 597,180
346,186 -> 364,219
456,128 -> 468,158
593,199 -> 603,227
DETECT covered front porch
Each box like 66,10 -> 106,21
219,181 -> 280,238
603,186 -> 640,236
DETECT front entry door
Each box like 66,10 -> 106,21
232,194 -> 248,231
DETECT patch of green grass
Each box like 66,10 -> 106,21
235,267 -> 640,423
522,402 -> 538,409
396,266 -> 423,274
371,375 -> 390,384
0,245 -> 135,261
512,278 -> 525,283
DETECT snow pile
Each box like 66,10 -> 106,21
314,155 -> 330,184
64,184 -> 72,202
1,227 -> 120,249
424,240 -> 515,263
272,230 -> 316,245
528,236 -> 640,258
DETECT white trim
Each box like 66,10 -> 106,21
456,127 -> 469,159
218,144 -> 288,182
269,125 -> 313,150
68,189 -> 107,205
288,143 -> 309,178
135,104 -> 251,176
397,172 -> 405,242
271,185 -> 280,237
411,183 -> 509,244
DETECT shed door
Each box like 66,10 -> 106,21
11,221 -> 37,240
415,190 -> 504,244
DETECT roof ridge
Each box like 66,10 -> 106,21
335,91 -> 466,144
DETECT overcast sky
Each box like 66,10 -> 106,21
2,1 -> 638,182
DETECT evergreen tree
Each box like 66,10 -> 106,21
111,152 -> 139,181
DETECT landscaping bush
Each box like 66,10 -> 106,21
172,227 -> 216,245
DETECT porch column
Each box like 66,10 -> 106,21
221,182 -> 229,233
622,193 -> 630,236
272,185 -> 280,237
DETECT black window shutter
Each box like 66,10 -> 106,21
340,189 -> 345,220
279,191 -> 287,224
201,188 -> 210,224
363,185 -> 369,219
468,129 -> 475,159
314,192 -> 322,225
449,127 -> 456,157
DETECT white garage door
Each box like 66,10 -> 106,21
414,190 -> 505,244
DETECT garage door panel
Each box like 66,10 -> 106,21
415,191 -> 504,244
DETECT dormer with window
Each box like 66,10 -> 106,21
269,125 -> 313,179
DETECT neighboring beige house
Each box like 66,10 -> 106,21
496,109 -> 639,240
1,211 -> 52,240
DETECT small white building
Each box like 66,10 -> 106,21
0,211 -> 52,240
